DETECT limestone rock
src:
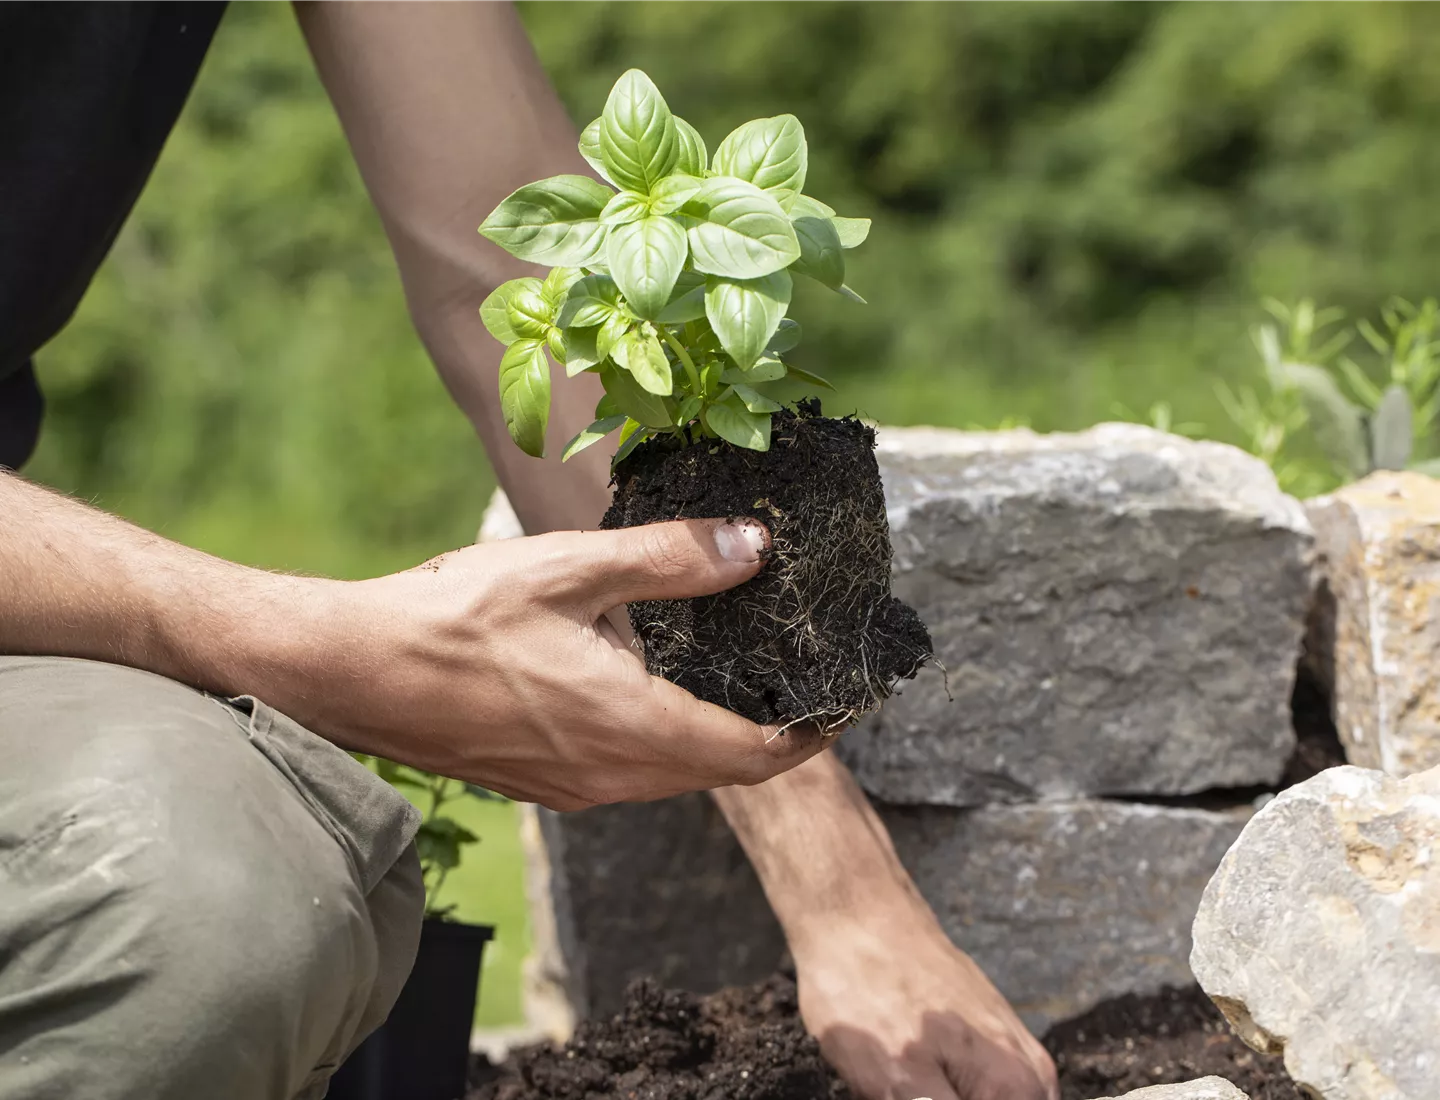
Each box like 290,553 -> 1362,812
538,795 -> 1249,1033
1191,764 -> 1440,1100
1088,1079 -> 1250,1100
1306,471 -> 1440,775
839,423 -> 1313,806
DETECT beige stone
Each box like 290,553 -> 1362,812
1087,1078 -> 1250,1100
1191,764 -> 1440,1100
1307,471 -> 1440,776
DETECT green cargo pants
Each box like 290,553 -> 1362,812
0,656 -> 425,1100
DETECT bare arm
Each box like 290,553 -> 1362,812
290,6 -> 1054,1095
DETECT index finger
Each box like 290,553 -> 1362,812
644,675 -> 830,790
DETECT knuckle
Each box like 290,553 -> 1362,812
634,524 -> 696,580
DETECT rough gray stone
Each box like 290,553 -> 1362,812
1306,471 -> 1440,777
1191,764 -> 1440,1100
1088,1079 -> 1250,1100
538,795 -> 1249,1033
839,423 -> 1313,807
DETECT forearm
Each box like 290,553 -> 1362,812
714,753 -> 938,958
296,0 -> 611,536
0,470 -> 340,716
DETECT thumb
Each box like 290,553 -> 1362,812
560,517 -> 770,616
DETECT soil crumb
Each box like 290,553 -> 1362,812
469,976 -> 1304,1100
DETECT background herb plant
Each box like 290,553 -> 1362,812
478,69 -> 869,463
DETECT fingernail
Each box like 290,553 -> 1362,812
715,517 -> 770,564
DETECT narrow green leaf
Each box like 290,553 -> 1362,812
705,270 -> 792,370
558,274 -> 623,328
786,363 -> 836,391
499,338 -> 551,458
650,174 -> 704,215
597,311 -> 630,361
707,395 -> 772,451
601,364 -> 674,428
837,284 -> 867,304
766,318 -> 801,354
1273,361 -> 1368,477
600,191 -> 650,227
480,277 -> 543,345
612,422 -> 650,468
599,69 -> 679,194
730,382 -> 783,413
480,175 -> 613,266
721,356 -> 787,384
791,215 -> 845,290
675,118 -> 708,176
614,327 -> 674,395
606,215 -> 688,320
578,117 -> 616,186
505,288 -> 553,340
656,271 -> 707,324
562,414 -> 628,461
832,217 -> 871,249
684,177 -> 801,279
675,394 -> 703,426
464,783 -> 506,802
712,115 -> 807,209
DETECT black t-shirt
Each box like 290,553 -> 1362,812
0,2 -> 226,470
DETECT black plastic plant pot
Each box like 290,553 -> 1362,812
328,917 -> 494,1100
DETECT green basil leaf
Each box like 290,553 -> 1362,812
415,828 -> 462,873
547,327 -> 567,362
721,356 -> 787,384
684,177 -> 800,279
541,267 -> 584,313
578,117 -> 616,186
562,414 -> 628,462
838,284 -> 867,305
597,311 -> 630,361
650,174 -> 704,215
712,115 -> 808,210
785,363 -> 836,391
596,393 -> 622,419
766,318 -> 801,354
675,117 -> 708,176
675,394 -> 703,426
704,270 -> 792,370
562,325 -> 602,376
730,382 -> 783,414
600,191 -> 649,227
832,216 -> 870,249
707,395 -> 772,451
606,215 -> 688,320
612,421 -> 650,468
499,338 -> 552,457
558,274 -> 623,328
656,271 -> 707,324
601,363 -> 674,428
701,357 -> 725,397
599,69 -> 679,195
505,288 -> 554,340
479,277 -> 544,345
480,175 -> 613,266
791,215 -> 845,290
788,194 -> 836,219
614,326 -> 674,396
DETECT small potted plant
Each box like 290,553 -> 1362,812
479,69 -> 932,726
328,763 -> 498,1100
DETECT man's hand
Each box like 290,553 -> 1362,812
314,517 -> 825,808
795,915 -> 1058,1100
0,472 -> 823,808
715,754 -> 1057,1100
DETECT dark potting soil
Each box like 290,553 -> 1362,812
468,976 -> 1305,1100
601,403 -> 933,727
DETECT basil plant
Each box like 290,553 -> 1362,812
478,69 -> 869,462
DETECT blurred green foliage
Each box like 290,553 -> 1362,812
24,0 -> 1440,1024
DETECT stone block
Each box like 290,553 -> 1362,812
1306,471 -> 1440,776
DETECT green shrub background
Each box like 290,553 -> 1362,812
26,2 -> 1440,1025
